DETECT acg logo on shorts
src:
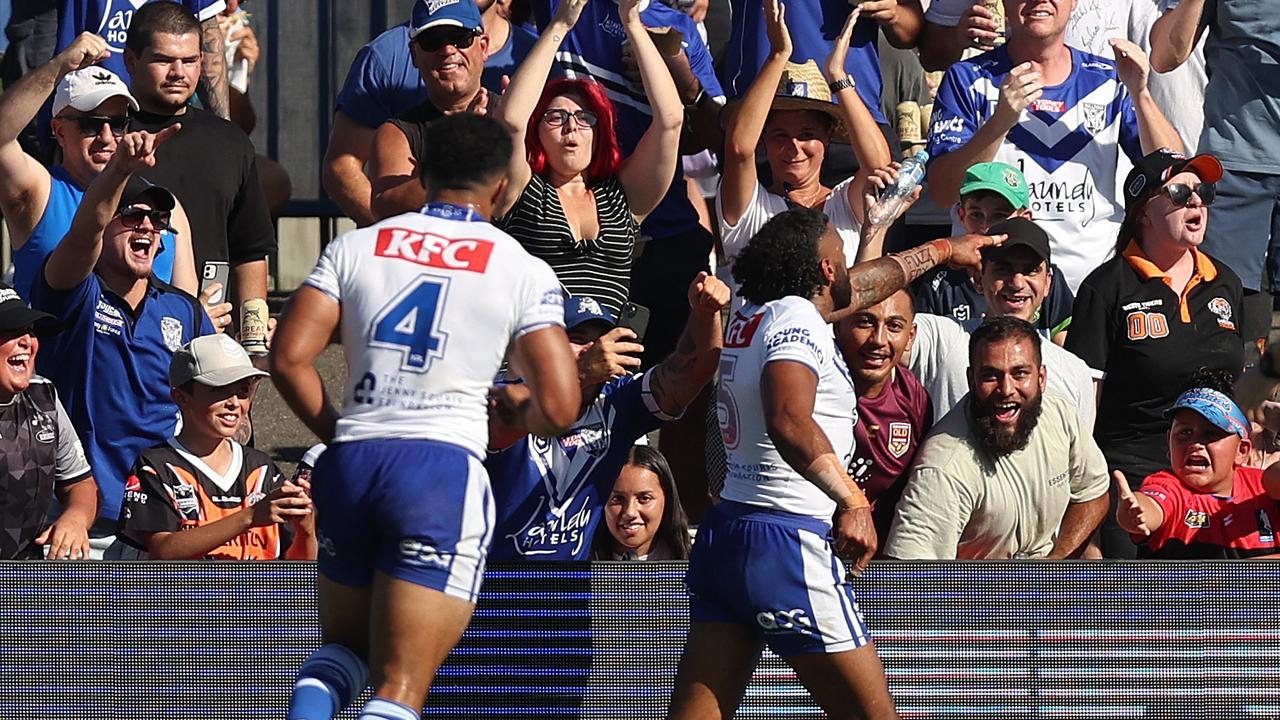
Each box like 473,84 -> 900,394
756,608 -> 816,637
399,539 -> 454,569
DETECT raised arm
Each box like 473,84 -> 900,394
1112,470 -> 1165,537
720,0 -> 791,228
824,7 -> 891,225
762,360 -> 875,573
43,125 -> 180,291
858,0 -> 925,49
0,33 -> 109,244
1149,0 -> 1207,73
495,0 -> 589,217
828,230 -> 1005,323
615,0 -> 684,221
647,272 -> 728,417
198,15 -> 231,120
167,199 -> 198,294
928,62 -> 1042,204
1110,38 -> 1184,154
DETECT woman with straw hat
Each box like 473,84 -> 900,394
717,0 -> 891,304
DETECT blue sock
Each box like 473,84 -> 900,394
286,644 -> 370,720
357,697 -> 420,720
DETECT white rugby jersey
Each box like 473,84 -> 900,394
304,204 -> 565,456
926,46 -> 1144,293
716,296 -> 856,521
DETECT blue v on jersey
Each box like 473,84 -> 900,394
926,45 -> 1145,292
487,372 -> 674,561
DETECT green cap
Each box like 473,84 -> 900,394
959,162 -> 1029,210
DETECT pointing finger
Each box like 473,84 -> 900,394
1112,470 -> 1135,499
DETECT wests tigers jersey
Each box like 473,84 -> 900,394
119,439 -> 286,561
304,204 -> 565,456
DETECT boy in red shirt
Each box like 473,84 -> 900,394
1115,387 -> 1280,558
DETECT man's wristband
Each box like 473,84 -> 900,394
804,454 -> 871,511
828,76 -> 856,94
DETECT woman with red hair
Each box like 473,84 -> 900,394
495,0 -> 683,316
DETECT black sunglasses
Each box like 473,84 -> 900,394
1163,181 -> 1216,207
415,27 -> 480,53
64,115 -> 131,137
542,108 -> 598,128
117,206 -> 172,232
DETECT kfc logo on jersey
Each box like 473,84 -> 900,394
1208,297 -> 1236,331
375,228 -> 494,273
724,311 -> 764,348
886,422 -> 912,458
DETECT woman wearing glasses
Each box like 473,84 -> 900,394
494,0 -> 682,316
1066,149 -> 1244,559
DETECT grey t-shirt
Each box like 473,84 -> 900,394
1178,0 -> 1280,172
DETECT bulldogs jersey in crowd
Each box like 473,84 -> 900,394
487,372 -> 674,561
717,297 -> 856,521
927,46 -> 1144,292
304,205 -> 565,457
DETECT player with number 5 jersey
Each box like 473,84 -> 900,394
670,206 -> 1002,720
272,114 -> 580,720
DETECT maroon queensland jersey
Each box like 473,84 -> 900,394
1137,466 -> 1280,559
849,365 -> 933,542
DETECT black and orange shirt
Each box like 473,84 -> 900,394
118,439 -> 286,560
1066,242 -> 1243,480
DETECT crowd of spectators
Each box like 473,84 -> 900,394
2,0 -> 1280,567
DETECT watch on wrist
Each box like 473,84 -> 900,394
828,76 -> 856,93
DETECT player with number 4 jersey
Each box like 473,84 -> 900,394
272,114 -> 580,720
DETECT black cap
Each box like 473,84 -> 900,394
1123,149 -> 1223,211
982,216 -> 1051,264
0,283 -> 59,336
117,175 -> 176,213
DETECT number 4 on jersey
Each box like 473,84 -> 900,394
370,275 -> 451,372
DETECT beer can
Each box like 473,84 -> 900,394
920,103 -> 934,138
896,101 -> 922,143
980,0 -> 1007,40
240,298 -> 269,355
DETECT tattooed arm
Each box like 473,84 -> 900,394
198,16 -> 230,120
648,272 -> 730,417
827,233 -> 1004,323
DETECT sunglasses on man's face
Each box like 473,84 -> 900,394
1162,181 -> 1216,207
117,206 -> 171,232
63,115 -> 131,138
415,28 -> 480,53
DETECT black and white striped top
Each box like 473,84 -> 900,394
496,173 -> 639,316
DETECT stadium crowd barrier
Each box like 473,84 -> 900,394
2,560 -> 1277,718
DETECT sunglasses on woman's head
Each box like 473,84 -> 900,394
117,206 -> 171,232
64,115 -> 131,137
1162,181 -> 1216,207
415,28 -> 480,53
542,108 -> 598,128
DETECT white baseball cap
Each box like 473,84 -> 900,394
52,67 -> 139,117
170,334 -> 270,388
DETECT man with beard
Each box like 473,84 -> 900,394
834,290 -> 933,545
883,316 -> 1108,560
669,207 -> 997,720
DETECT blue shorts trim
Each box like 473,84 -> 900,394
312,439 -> 494,603
685,501 -> 869,656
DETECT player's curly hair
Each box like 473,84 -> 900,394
732,207 -> 828,305
420,114 -> 513,192
1183,367 -> 1240,395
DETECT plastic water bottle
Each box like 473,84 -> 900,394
867,150 -> 929,227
